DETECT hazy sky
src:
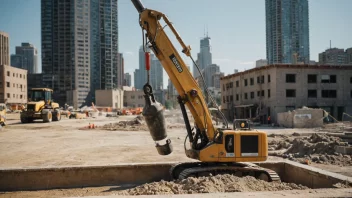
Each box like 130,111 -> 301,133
0,0 -> 351,88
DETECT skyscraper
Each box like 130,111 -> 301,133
124,73 -> 131,86
150,57 -> 163,90
193,36 -> 212,77
41,0 -> 91,108
0,31 -> 10,66
134,46 -> 151,90
42,0 -> 119,108
203,64 -> 220,88
319,48 -> 348,65
265,0 -> 310,64
90,0 -> 119,92
11,43 -> 38,74
117,53 -> 124,88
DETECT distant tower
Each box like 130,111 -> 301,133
265,0 -> 310,64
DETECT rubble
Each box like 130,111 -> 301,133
102,116 -> 148,131
269,133 -> 352,166
118,174 -> 308,195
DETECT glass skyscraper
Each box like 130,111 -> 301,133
265,0 -> 310,64
41,0 -> 119,108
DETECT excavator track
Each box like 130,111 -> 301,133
170,162 -> 280,182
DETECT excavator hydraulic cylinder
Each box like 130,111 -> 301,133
143,95 -> 173,155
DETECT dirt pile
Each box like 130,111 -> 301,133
269,133 -> 352,166
118,174 -> 308,195
118,175 -> 308,195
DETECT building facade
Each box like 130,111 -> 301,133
123,90 -> 144,108
117,53 -> 124,88
90,0 -> 119,94
124,73 -> 131,86
41,0 -> 91,109
27,74 -> 44,93
221,64 -> 352,123
0,31 -> 10,66
150,57 -> 163,90
256,59 -> 268,68
12,43 -> 39,74
319,48 -> 351,65
134,46 -> 151,90
203,63 -> 220,88
0,65 -> 27,104
95,89 -> 123,109
265,0 -> 310,64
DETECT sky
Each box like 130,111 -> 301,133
0,0 -> 351,88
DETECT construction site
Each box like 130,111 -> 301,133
0,106 -> 351,197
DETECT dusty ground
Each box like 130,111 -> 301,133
0,112 -> 351,197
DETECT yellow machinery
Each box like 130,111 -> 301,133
20,88 -> 61,123
130,0 -> 280,182
0,103 -> 6,126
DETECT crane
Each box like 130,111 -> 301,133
130,0 -> 280,182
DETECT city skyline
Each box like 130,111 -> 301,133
0,0 -> 352,89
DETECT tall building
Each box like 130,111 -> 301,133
193,36 -> 212,78
150,57 -> 163,90
41,0 -> 91,108
90,0 -> 119,93
319,48 -> 348,65
124,73 -> 131,86
10,55 -> 24,69
265,0 -> 310,64
346,48 -> 352,64
256,59 -> 268,68
11,43 -> 38,74
117,53 -> 124,88
134,46 -> 151,90
203,64 -> 220,88
0,31 -> 10,65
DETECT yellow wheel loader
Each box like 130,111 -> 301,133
20,88 -> 61,123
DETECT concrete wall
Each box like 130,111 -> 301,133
278,108 -> 325,128
1,161 -> 351,191
95,89 -> 124,109
0,65 -> 28,104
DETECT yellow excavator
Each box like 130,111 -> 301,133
131,0 -> 280,182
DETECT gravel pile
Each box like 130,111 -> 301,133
118,174 -> 308,195
102,116 -> 148,131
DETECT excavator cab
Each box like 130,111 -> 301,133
233,119 -> 251,130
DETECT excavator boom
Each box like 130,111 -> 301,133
130,0 -> 280,182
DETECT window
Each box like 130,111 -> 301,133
230,82 -> 233,88
244,79 -> 248,86
308,90 -> 317,98
286,89 -> 296,97
236,80 -> 239,87
230,95 -> 233,101
250,92 -> 254,99
223,96 -> 225,103
7,71 -> 10,76
257,91 -> 260,97
13,73 -> 15,77
261,75 -> 264,83
13,94 -> 15,98
268,89 -> 271,98
261,90 -> 264,97
244,93 -> 248,99
223,84 -> 225,91
257,76 -> 260,83
268,75 -> 271,83
236,94 -> 239,101
7,93 -> 10,98
250,78 -> 254,85
321,90 -> 337,98
131,95 -> 135,99
6,82 -> 10,87
308,74 -> 317,83
321,75 -> 336,83
226,96 -> 229,102
286,74 -> 296,83
20,74 -> 22,78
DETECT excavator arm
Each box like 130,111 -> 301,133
131,0 -> 224,153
